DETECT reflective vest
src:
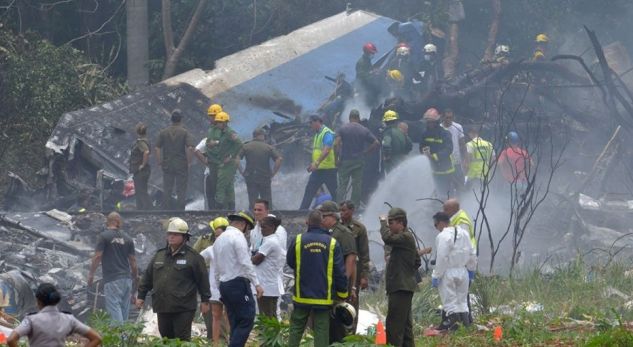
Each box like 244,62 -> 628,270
312,126 -> 336,169
451,209 -> 476,248
293,233 -> 348,305
466,137 -> 494,179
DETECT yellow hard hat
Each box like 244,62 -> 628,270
215,111 -> 230,122
533,50 -> 545,60
383,110 -> 399,122
209,217 -> 229,231
535,33 -> 549,43
388,69 -> 404,82
167,217 -> 189,234
207,104 -> 223,116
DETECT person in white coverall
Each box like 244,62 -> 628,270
431,212 -> 477,331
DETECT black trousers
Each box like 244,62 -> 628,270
386,291 -> 414,347
205,169 -> 218,210
220,277 -> 256,347
157,310 -> 196,341
133,166 -> 152,210
299,169 -> 338,209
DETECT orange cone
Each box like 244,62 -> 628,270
0,332 -> 6,344
375,320 -> 387,345
493,325 -> 503,342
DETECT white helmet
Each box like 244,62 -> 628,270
332,302 -> 357,330
495,45 -> 510,55
167,217 -> 189,234
396,45 -> 410,56
424,43 -> 437,53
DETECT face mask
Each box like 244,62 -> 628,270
424,54 -> 432,61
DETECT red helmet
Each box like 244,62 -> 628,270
363,42 -> 377,54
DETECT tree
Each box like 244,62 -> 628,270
126,0 -> 149,89
161,0 -> 207,80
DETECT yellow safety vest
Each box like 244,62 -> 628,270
312,126 -> 336,169
451,210 -> 476,248
293,234 -> 347,305
466,137 -> 494,179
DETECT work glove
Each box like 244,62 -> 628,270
468,270 -> 475,281
431,278 -> 440,288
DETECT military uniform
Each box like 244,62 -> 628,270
138,244 -> 211,341
206,125 -> 242,209
155,124 -> 195,210
342,218 -> 370,331
238,138 -> 281,208
129,136 -> 152,210
12,306 -> 91,347
380,208 -> 421,347
382,124 -> 412,173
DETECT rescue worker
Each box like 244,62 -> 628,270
355,42 -> 380,104
339,200 -> 370,332
193,216 -> 229,340
206,111 -> 243,210
464,127 -> 495,189
136,217 -> 211,341
129,122 -> 151,210
87,212 -> 138,323
381,110 -> 412,174
200,104 -> 223,209
493,45 -> 511,65
155,109 -> 195,210
533,33 -> 549,61
497,131 -> 532,187
431,212 -> 477,331
299,115 -> 338,210
287,210 -> 348,347
213,211 -> 263,347
420,108 -> 455,198
413,43 -> 440,93
441,108 -> 466,192
238,128 -> 283,208
379,207 -> 421,347
193,216 -> 229,254
7,283 -> 102,347
199,219 -> 229,345
318,201 -> 357,344
334,109 -> 379,206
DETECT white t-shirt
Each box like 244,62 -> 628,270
442,122 -> 464,162
195,138 -> 210,175
199,245 -> 221,301
255,234 -> 285,297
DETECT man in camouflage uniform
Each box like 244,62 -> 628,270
129,122 -> 152,210
206,111 -> 243,210
155,110 -> 195,210
318,201 -> 357,344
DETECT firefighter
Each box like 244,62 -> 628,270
464,127 -> 495,189
287,210 -> 348,347
420,108 -> 455,198
381,110 -> 412,174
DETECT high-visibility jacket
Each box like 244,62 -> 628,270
466,137 -> 494,179
450,209 -> 476,248
312,126 -> 336,169
287,227 -> 348,307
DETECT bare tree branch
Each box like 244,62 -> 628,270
162,0 -> 208,79
65,0 -> 124,46
161,0 -> 175,58
482,0 -> 501,62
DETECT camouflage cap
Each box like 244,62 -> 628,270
388,207 -> 407,219
318,201 -> 340,215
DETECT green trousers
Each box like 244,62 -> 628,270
288,306 -> 329,347
215,163 -> 237,210
386,290 -> 414,347
337,159 -> 364,206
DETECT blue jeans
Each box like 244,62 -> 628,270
104,277 -> 133,322
220,277 -> 256,347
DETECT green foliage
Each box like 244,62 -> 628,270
253,314 -> 292,347
586,326 -> 633,347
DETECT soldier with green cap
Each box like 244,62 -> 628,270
381,110 -> 412,174
318,201 -> 357,344
379,207 -> 421,347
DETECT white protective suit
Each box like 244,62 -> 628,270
431,225 -> 477,314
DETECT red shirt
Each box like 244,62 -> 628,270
497,146 -> 531,183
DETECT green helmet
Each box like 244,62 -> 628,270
388,207 -> 407,219
318,201 -> 340,215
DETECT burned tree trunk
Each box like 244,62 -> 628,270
442,0 -> 465,79
482,0 -> 502,62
